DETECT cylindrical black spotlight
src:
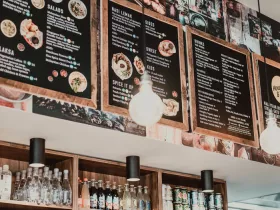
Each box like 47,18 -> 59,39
29,138 -> 45,168
201,170 -> 214,193
126,156 -> 140,182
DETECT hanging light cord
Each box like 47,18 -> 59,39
142,5 -> 147,73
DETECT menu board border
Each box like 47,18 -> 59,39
101,0 -> 189,130
186,26 -> 259,147
0,1 -> 98,108
252,53 -> 280,132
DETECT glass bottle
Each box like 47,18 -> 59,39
105,181 -> 113,210
90,179 -> 98,209
130,185 -> 137,210
82,178 -> 90,208
48,170 -> 53,185
143,187 -> 151,210
51,168 -> 62,205
12,172 -> 21,200
1,165 -> 12,200
38,169 -> 43,183
136,186 -> 144,210
112,182 -> 119,210
118,185 -> 124,210
41,168 -> 51,205
78,177 -> 83,207
28,167 -> 41,204
17,170 -> 27,201
62,170 -> 72,206
58,172 -> 62,185
97,180 -> 105,210
123,184 -> 131,210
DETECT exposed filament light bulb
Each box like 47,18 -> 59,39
129,72 -> 164,127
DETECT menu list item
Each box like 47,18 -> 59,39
102,0 -> 188,129
253,54 -> 280,132
0,0 -> 97,107
187,27 -> 258,147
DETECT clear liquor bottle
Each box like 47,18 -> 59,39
130,185 -> 137,210
17,170 -> 27,201
143,186 -> 151,210
105,181 -> 113,210
28,167 -> 41,204
123,184 -> 131,210
78,177 -> 83,208
90,179 -> 98,209
112,182 -> 119,210
62,170 -> 72,206
12,172 -> 21,200
51,168 -> 62,205
82,178 -> 90,208
118,185 -> 124,210
38,169 -> 43,183
97,180 -> 105,210
58,172 -> 62,185
48,170 -> 53,185
1,165 -> 12,200
136,186 -> 144,210
41,168 -> 52,205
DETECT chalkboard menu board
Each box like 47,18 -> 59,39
101,0 -> 188,129
253,54 -> 280,132
187,27 -> 259,147
0,0 -> 97,107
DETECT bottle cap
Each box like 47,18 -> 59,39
59,172 -> 62,175
22,170 -> 26,174
54,168 -> 59,173
91,179 -> 95,182
27,167 -> 32,172
44,167 -> 49,172
84,178 -> 88,181
64,170 -> 69,174
16,172 -> 21,176
3,165 -> 9,170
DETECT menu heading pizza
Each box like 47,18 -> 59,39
0,0 -> 91,98
103,0 -> 187,129
188,28 -> 258,146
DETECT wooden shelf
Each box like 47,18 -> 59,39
0,200 -> 72,209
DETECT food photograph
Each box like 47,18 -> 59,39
129,0 -> 166,15
112,53 -> 133,80
20,19 -> 43,49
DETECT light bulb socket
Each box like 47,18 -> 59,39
126,156 -> 140,182
29,138 -> 45,168
201,170 -> 214,193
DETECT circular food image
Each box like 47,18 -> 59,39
68,71 -> 87,93
48,76 -> 54,82
158,40 -> 176,57
1,20 -> 17,38
112,53 -> 133,80
133,56 -> 145,75
163,99 -> 179,117
60,69 -> 68,77
20,19 -> 43,49
17,43 -> 25,52
68,0 -> 87,19
52,70 -> 58,77
31,0 -> 45,9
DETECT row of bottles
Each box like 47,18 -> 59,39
0,165 -> 72,206
79,178 -> 151,210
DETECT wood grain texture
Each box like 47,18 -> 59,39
101,0 -> 189,130
186,26 -> 259,148
0,0 -> 98,109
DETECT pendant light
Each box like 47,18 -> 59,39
129,72 -> 164,126
128,6 -> 164,127
201,170 -> 214,193
29,138 -> 45,167
126,156 -> 140,182
257,0 -> 280,154
260,110 -> 280,154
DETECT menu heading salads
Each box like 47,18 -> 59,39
102,0 -> 188,129
0,0 -> 97,107
187,27 -> 259,147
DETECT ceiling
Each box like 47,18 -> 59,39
240,0 -> 280,22
0,106 -> 280,203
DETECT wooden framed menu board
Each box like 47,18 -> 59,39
101,0 -> 188,130
187,26 -> 259,147
0,0 -> 97,108
253,54 -> 280,132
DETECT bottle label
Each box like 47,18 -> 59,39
90,194 -> 98,208
146,201 -> 151,210
99,195 -> 105,208
133,199 -> 137,207
120,199 -> 123,207
2,175 -> 11,199
139,200 -> 145,210
83,198 -> 90,207
63,191 -> 68,203
113,197 -> 119,210
106,195 -> 113,209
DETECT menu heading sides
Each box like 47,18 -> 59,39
187,27 -> 259,147
101,0 -> 188,130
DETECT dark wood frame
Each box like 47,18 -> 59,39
0,1 -> 98,108
186,26 -> 259,147
252,53 -> 280,132
101,0 -> 188,130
